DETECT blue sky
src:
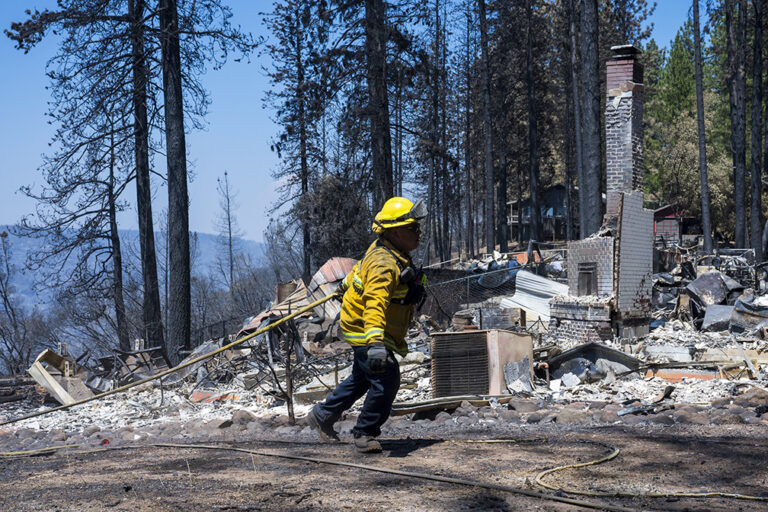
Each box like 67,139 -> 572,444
0,1 -> 690,243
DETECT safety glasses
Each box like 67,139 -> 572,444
403,223 -> 421,234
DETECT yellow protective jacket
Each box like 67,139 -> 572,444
339,238 -> 413,356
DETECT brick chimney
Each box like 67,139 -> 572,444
605,45 -> 644,220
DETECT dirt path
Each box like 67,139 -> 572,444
2,424 -> 767,512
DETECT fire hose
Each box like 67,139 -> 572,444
2,438 -> 766,509
0,440 -> 634,511
0,294 -> 336,427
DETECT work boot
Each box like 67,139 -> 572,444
353,435 -> 382,453
306,407 -> 340,442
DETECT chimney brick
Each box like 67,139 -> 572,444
604,45 -> 644,219
606,45 -> 643,93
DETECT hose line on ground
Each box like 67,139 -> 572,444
0,443 -> 83,457
463,437 -> 768,502
3,438 -> 767,507
0,294 -> 335,428
0,441 -> 636,512
534,441 -> 768,502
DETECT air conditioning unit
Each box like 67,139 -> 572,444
431,329 -> 533,398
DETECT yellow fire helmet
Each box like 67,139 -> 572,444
372,197 -> 428,234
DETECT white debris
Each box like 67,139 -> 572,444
547,376 -> 766,405
0,384 -> 292,434
561,373 -> 581,388
550,294 -> 614,306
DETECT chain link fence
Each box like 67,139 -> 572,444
189,267 -> 523,346
422,267 -> 519,327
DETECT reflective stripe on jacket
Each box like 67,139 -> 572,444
339,238 -> 412,356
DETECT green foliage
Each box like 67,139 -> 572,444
641,4 -> 751,241
659,21 -> 696,121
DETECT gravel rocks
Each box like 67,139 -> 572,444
231,409 -> 256,425
555,407 -> 593,425
83,425 -> 100,436
647,414 -> 675,425
206,418 -> 233,430
525,411 -> 548,424
2,391 -> 768,455
507,399 -> 540,413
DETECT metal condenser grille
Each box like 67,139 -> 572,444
431,332 -> 489,398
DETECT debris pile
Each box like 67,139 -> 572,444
0,254 -> 439,438
454,244 -> 566,282
407,243 -> 768,420
5,248 -> 768,446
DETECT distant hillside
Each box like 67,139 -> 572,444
186,231 -> 266,276
0,226 -> 265,310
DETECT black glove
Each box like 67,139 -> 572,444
367,342 -> 388,373
332,282 -> 346,303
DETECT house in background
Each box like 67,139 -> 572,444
653,205 -> 680,244
653,205 -> 701,246
507,184 -> 569,242
507,183 -> 701,245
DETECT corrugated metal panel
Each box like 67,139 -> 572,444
308,257 -> 357,319
499,270 -> 568,321
308,257 -> 357,293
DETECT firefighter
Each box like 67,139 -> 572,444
307,197 -> 427,453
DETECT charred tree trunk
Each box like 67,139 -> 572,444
497,147 -> 508,251
569,0 -> 584,239
130,0 -> 165,353
160,0 -> 190,362
526,0 -> 542,242
295,3 -> 311,282
564,106 -> 574,242
764,2 -> 768,257
563,35 -> 574,242
579,0 -> 602,236
517,158 -> 523,246
751,0 -> 763,260
440,5 -> 450,261
694,0 -> 713,253
464,9 -> 474,259
726,0 -> 748,247
394,69 -> 403,196
478,0 -> 494,253
365,0 -> 393,209
108,125 -> 129,353
430,0 -> 443,263
427,164 -> 436,265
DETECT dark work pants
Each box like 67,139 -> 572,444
313,345 -> 400,438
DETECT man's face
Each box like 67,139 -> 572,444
387,223 -> 421,253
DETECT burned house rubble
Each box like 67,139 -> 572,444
549,45 -> 653,346
5,224 -> 768,447
4,46 -> 768,460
